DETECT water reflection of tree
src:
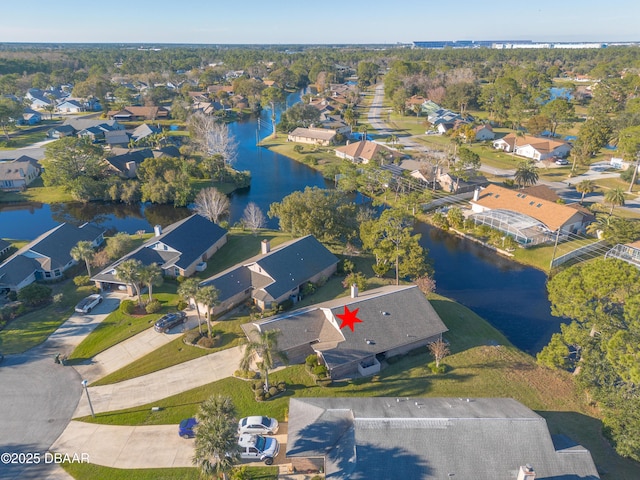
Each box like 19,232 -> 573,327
143,203 -> 191,229
50,202 -> 142,226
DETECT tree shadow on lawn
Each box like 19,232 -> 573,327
538,410 -> 626,478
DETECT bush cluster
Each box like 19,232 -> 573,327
145,299 -> 162,313
119,299 -> 135,314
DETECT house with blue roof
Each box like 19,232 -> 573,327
201,235 -> 338,313
0,223 -> 105,292
91,214 -> 227,294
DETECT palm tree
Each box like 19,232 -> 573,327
343,108 -> 356,134
604,187 -> 626,215
178,278 -> 203,334
239,329 -> 288,392
575,179 -> 595,204
358,124 -> 368,142
514,160 -> 539,188
195,285 -> 220,338
116,259 -> 144,306
139,263 -> 163,302
193,395 -> 240,480
70,241 -> 95,277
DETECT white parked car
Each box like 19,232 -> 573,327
238,416 -> 279,435
237,434 -> 279,465
75,294 -> 103,314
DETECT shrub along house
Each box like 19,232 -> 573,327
201,236 -> 338,314
241,284 -> 448,379
0,223 -> 105,293
91,214 -> 227,294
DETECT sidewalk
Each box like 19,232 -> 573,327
74,313 -> 204,382
73,345 -> 243,416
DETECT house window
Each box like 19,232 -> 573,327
44,272 -> 51,278
54,269 -> 61,276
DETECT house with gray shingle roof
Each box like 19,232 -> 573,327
91,214 -> 227,294
242,284 -> 447,378
201,236 -> 338,313
0,223 -> 105,292
286,397 -> 600,479
0,156 -> 41,191
0,239 -> 11,258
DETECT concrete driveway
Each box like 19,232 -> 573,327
74,312 -> 204,382
52,421 -> 290,469
73,346 -> 243,417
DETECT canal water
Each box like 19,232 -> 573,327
0,92 -> 558,354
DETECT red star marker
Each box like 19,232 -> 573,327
336,305 -> 363,332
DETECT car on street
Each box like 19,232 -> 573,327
74,293 -> 103,314
179,418 -> 197,438
238,434 -> 280,465
154,311 -> 187,333
238,416 -> 279,435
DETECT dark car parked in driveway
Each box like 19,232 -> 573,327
154,311 -> 187,333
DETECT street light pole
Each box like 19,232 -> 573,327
81,380 -> 95,418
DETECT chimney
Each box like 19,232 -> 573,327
154,224 -> 162,237
261,239 -> 271,255
473,187 -> 480,202
517,465 -> 535,480
350,284 -> 358,298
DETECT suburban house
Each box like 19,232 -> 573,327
91,214 -> 227,294
0,156 -> 41,191
130,123 -> 161,143
493,133 -> 572,161
0,239 -> 11,258
334,140 -> 398,165
436,169 -> 489,193
104,130 -> 131,148
108,106 -> 169,121
201,236 -> 338,313
56,99 -> 84,113
470,184 -> 592,245
319,115 -> 351,135
605,240 -> 640,269
285,397 -> 600,479
104,149 -> 154,178
241,284 -> 448,379
0,223 -> 105,292
287,127 -> 337,146
20,108 -> 42,126
61,118 -> 124,134
47,125 -> 76,139
474,124 -> 496,141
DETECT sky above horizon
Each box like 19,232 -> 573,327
1,0 -> 638,44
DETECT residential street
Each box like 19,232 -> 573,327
368,84 -> 640,211
0,294 -> 120,480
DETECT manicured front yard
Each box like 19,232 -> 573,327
0,281 -> 95,354
69,287 -> 180,362
61,463 -> 278,480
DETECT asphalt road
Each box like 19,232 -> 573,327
0,296 -> 119,480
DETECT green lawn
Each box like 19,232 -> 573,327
0,177 -> 75,204
68,286 -> 180,362
61,463 -> 277,480
0,281 -> 95,354
73,294 -> 640,478
91,314 -> 249,386
0,127 -> 48,150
